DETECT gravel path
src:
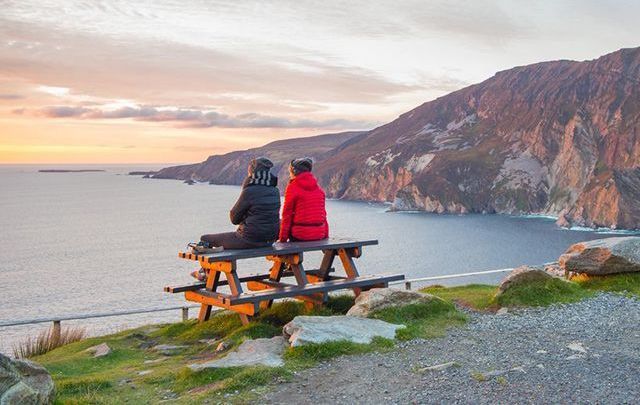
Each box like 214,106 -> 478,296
262,294 -> 640,404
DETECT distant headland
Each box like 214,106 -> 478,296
38,169 -> 106,173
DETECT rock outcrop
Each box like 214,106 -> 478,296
498,266 -> 554,295
189,337 -> 286,370
283,316 -> 404,347
559,236 -> 640,275
156,47 -> 640,230
0,354 -> 55,404
346,288 -> 443,317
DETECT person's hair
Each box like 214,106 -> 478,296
290,157 -> 313,175
249,156 -> 274,173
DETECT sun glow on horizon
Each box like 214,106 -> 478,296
1,0 -> 639,163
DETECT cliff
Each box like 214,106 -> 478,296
153,131 -> 364,185
157,47 -> 640,229
314,47 -> 640,229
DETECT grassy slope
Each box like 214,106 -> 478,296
34,273 -> 640,403
34,296 -> 464,404
423,273 -> 640,311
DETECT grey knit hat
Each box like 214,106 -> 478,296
248,157 -> 274,173
290,157 -> 313,174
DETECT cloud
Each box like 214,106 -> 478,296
37,106 -> 91,117
28,104 -> 378,130
0,93 -> 24,99
0,20 -> 421,109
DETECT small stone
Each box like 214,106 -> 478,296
153,344 -> 187,351
565,354 -> 585,360
215,341 -> 230,353
496,308 -> 509,315
137,370 -> 153,376
152,344 -> 187,355
118,378 -> 133,386
85,343 -> 111,358
143,358 -> 167,364
418,361 -> 459,372
536,364 -> 545,369
567,342 -> 587,353
536,349 -> 548,354
484,369 -> 508,377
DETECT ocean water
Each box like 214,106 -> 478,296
0,165 -> 624,355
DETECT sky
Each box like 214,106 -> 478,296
1,0 -> 639,164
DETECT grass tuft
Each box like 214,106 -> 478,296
13,325 -> 86,359
284,338 -> 394,367
422,284 -> 497,310
370,300 -> 467,340
573,272 -> 640,297
494,278 -> 593,307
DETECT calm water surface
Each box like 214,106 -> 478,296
0,165 -> 623,354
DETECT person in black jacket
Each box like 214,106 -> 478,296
196,157 -> 280,251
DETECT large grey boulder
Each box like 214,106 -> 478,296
559,237 -> 640,275
283,316 -> 404,347
498,266 -> 553,295
346,288 -> 444,317
189,337 -> 286,371
0,354 -> 54,404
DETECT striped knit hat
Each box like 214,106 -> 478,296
247,157 -> 276,186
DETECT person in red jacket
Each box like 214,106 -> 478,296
279,157 -> 329,242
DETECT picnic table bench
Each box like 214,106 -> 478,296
165,238 -> 404,324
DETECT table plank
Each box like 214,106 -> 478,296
178,238 -> 378,263
228,273 -> 404,305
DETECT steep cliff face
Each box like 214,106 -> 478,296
153,131 -> 364,185
313,47 -> 640,229
156,47 -> 640,229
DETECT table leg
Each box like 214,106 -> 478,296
264,261 -> 285,310
318,249 -> 336,280
226,270 -> 251,325
198,270 -> 220,322
338,248 -> 362,297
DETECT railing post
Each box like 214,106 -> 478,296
182,307 -> 189,321
405,281 -> 412,291
52,320 -> 61,342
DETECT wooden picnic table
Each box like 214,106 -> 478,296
165,238 -> 404,325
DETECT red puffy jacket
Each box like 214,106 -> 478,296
279,171 -> 329,242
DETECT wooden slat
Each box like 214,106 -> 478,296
228,274 -> 404,305
164,268 -> 336,293
185,290 -> 256,316
178,238 -> 378,263
246,280 -> 324,305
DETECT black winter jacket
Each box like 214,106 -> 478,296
230,173 -> 280,243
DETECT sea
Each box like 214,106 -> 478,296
0,164 -> 633,355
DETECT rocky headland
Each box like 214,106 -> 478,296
155,47 -> 640,229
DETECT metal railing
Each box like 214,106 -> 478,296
0,262 -> 557,333
390,262 -> 557,290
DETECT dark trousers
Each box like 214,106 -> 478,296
200,232 -> 272,250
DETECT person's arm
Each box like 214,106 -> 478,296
279,184 -> 296,242
323,217 -> 329,239
230,188 -> 250,225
